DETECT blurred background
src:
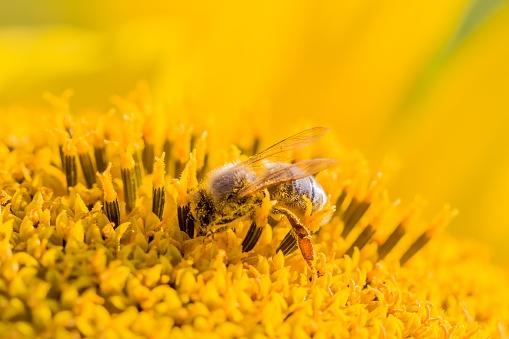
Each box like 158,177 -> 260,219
1,0 -> 508,264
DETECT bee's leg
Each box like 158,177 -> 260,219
214,202 -> 256,226
177,204 -> 195,238
210,205 -> 264,252
205,224 -> 230,238
208,213 -> 246,238
273,207 -> 318,281
276,230 -> 298,256
214,215 -> 239,225
241,221 -> 264,252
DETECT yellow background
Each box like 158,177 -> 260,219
1,1 -> 508,264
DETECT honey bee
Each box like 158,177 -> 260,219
177,127 -> 337,279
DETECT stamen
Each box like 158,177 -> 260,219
276,230 -> 298,256
96,162 -> 120,227
120,109 -> 144,187
341,198 -> 370,238
163,138 -> 174,176
378,196 -> 425,260
75,137 -> 96,188
63,115 -> 74,138
142,138 -> 155,175
335,189 -> 348,215
91,112 -> 110,173
241,221 -> 263,252
173,125 -> 193,178
62,139 -> 78,189
342,175 -> 384,238
399,231 -> 429,266
195,131 -> 208,180
152,153 -> 166,220
121,146 -> 137,213
94,146 -> 108,173
400,206 -> 457,265
344,224 -> 376,257
377,223 -> 406,260
141,112 -> 157,175
177,204 -> 194,238
52,128 -> 70,169
132,147 -> 144,187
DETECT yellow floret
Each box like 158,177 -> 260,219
1,91 -> 509,339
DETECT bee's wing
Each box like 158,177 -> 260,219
237,127 -> 330,169
238,158 -> 338,198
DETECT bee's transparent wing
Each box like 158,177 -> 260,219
236,127 -> 330,169
238,158 -> 338,198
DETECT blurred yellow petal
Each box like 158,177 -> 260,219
380,2 -> 509,264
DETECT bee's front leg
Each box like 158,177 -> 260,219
273,207 -> 319,282
207,204 -> 261,251
203,219 -> 243,239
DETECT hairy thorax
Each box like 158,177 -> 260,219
192,161 -> 259,224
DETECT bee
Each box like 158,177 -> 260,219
177,127 -> 337,279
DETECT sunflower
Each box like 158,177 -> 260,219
1,1 -> 509,337
0,86 -> 508,338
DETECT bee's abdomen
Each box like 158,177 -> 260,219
268,176 -> 326,216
